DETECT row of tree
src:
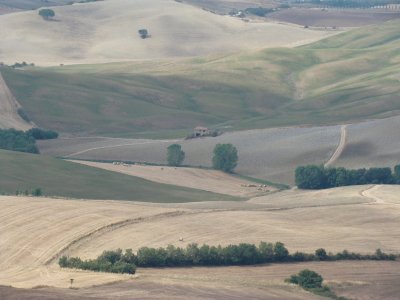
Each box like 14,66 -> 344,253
59,242 -> 395,274
295,165 -> 400,189
0,128 -> 59,154
167,143 -> 238,172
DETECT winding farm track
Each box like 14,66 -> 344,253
325,124 -> 348,167
360,185 -> 387,204
0,72 -> 33,130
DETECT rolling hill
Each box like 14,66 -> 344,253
0,0 -> 331,66
0,149 -> 238,202
1,19 -> 399,137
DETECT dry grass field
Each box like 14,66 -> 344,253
70,160 -> 276,197
0,0 -> 333,66
0,73 -> 33,130
0,184 -> 399,294
3,261 -> 400,299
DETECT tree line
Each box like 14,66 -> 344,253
59,242 -> 396,275
0,128 -> 58,154
295,165 -> 400,189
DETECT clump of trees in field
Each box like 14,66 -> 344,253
0,128 -> 59,154
212,143 -> 238,173
38,9 -> 55,20
295,165 -> 400,189
138,29 -> 150,39
287,269 -> 349,300
59,249 -> 136,274
59,242 -> 396,274
167,144 -> 185,166
245,7 -> 274,16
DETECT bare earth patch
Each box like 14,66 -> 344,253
70,160 -> 275,197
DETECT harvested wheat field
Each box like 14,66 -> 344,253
0,0 -> 335,66
70,160 -> 275,197
1,261 -> 400,299
1,184 -> 399,291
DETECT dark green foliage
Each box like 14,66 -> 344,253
32,188 -> 42,196
245,7 -> 273,17
295,165 -> 326,189
289,269 -> 323,289
17,108 -> 31,122
0,128 -> 39,154
60,242 -> 396,275
59,249 -> 137,274
212,143 -> 238,173
315,248 -> 328,261
167,144 -> 185,166
38,9 -> 55,20
138,29 -> 149,39
27,128 -> 58,140
295,165 -> 398,189
395,165 -> 400,183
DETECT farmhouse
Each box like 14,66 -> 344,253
194,126 -> 210,137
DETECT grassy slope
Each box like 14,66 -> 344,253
2,20 -> 400,137
0,149 -> 238,202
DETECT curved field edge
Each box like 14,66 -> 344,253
0,149 -> 240,202
2,20 -> 400,137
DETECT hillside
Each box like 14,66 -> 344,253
2,19 -> 399,137
0,149 -> 238,202
0,184 -> 399,295
0,0 -> 331,66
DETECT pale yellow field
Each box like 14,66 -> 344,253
0,0 -> 335,66
70,160 -> 275,197
1,184 -> 399,290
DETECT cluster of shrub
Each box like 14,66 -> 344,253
0,128 -> 58,154
244,7 -> 274,17
59,242 -> 396,275
59,249 -> 137,274
295,165 -> 400,189
15,188 -> 42,197
287,269 -> 348,300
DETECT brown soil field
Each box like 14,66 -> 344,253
39,116 -> 400,186
269,8 -> 400,27
70,160 -> 275,197
39,124 -> 342,185
1,184 -> 399,291
0,0 -> 334,66
0,72 -> 33,130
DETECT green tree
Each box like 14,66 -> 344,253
39,9 -> 55,20
394,165 -> 400,183
273,242 -> 289,261
212,143 -> 238,173
288,269 -> 323,289
315,248 -> 328,261
167,144 -> 185,166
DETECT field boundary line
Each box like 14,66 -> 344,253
45,210 -> 208,265
324,124 -> 347,167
